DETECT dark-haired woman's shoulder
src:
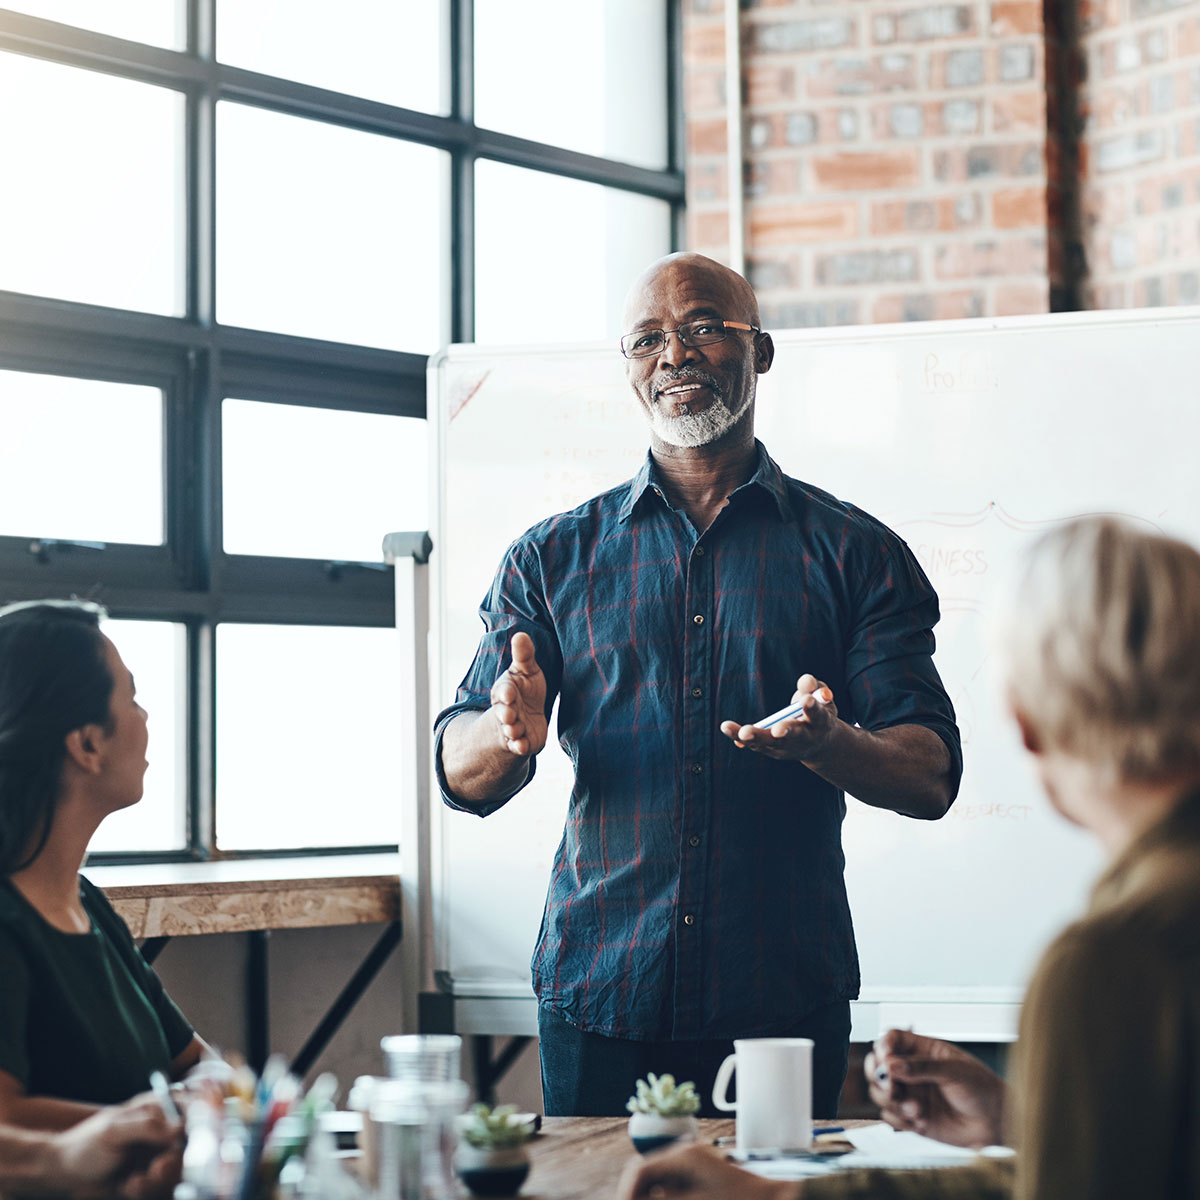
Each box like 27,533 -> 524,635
0,877 -> 51,942
76,875 -> 124,928
76,874 -> 159,975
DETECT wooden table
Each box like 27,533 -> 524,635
522,1118 -> 876,1200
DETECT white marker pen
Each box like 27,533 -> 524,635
149,1070 -> 181,1122
754,686 -> 833,730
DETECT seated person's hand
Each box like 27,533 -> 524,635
866,1028 -> 1006,1149
616,1143 -> 802,1200
53,1095 -> 183,1200
178,1052 -> 236,1094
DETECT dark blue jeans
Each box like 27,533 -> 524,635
537,1001 -> 851,1118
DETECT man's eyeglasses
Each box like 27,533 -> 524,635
619,318 -> 761,359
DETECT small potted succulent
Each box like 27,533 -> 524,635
455,1103 -> 534,1196
626,1073 -> 701,1154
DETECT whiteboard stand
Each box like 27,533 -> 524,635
383,531 -> 435,1035
386,528 -> 537,1102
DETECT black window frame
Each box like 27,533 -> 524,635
0,0 -> 685,864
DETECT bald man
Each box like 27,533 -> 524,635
436,254 -> 961,1117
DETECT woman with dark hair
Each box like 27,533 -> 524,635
0,600 -> 208,1130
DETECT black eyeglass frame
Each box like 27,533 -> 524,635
619,319 -> 762,359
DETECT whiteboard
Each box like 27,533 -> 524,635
428,305 -> 1200,1024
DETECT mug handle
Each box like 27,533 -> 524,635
711,1053 -> 737,1112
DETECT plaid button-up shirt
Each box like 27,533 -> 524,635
435,442 -> 961,1041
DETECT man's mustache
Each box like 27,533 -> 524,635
651,369 -> 724,405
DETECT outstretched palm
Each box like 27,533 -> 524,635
490,631 -> 548,758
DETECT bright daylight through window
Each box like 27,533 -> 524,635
0,0 -> 679,859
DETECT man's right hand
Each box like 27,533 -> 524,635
865,1029 -> 1007,1149
490,631 -> 548,758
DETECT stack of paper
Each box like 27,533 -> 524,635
738,1123 -> 1013,1181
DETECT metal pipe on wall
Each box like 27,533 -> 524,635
725,0 -> 745,274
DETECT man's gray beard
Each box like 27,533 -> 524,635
649,390 -> 751,448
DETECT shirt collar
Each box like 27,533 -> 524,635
618,440 -> 792,524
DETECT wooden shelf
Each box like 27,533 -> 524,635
86,853 -> 401,938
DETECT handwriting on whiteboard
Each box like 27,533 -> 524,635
923,351 -> 998,394
947,803 -> 1034,823
913,543 -> 989,579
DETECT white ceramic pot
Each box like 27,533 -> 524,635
455,1142 -> 531,1196
627,1112 -> 699,1155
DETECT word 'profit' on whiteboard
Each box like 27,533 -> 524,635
428,305 -> 1200,1021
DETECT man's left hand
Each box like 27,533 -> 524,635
720,675 -> 837,761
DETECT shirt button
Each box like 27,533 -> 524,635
691,763 -> 703,775
693,614 -> 704,625
695,546 -> 705,556
692,687 -> 703,698
683,914 -> 695,926
689,835 -> 701,847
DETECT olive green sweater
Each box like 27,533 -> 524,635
805,791 -> 1200,1200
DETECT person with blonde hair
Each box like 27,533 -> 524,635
618,515 -> 1200,1200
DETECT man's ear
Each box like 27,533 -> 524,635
754,331 -> 774,375
63,726 -> 105,775
1011,705 -> 1041,755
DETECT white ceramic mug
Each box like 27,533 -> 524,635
711,1037 -> 813,1153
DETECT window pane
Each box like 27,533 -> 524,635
222,400 -> 428,561
0,370 -> 163,544
217,0 -> 444,114
475,0 -> 668,169
0,54 -> 183,315
215,624 -> 402,850
87,620 -> 187,854
216,103 -> 446,352
475,162 -> 672,343
1,1 -> 184,48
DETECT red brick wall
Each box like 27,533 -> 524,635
1076,0 -> 1200,308
682,1 -> 1200,325
683,1 -> 1053,328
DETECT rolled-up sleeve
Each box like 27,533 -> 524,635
842,522 -> 963,798
433,538 -> 563,816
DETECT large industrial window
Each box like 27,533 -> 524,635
0,1 -> 683,859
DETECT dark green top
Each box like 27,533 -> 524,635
0,874 -> 194,1105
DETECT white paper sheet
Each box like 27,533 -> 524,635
737,1122 -> 1013,1181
